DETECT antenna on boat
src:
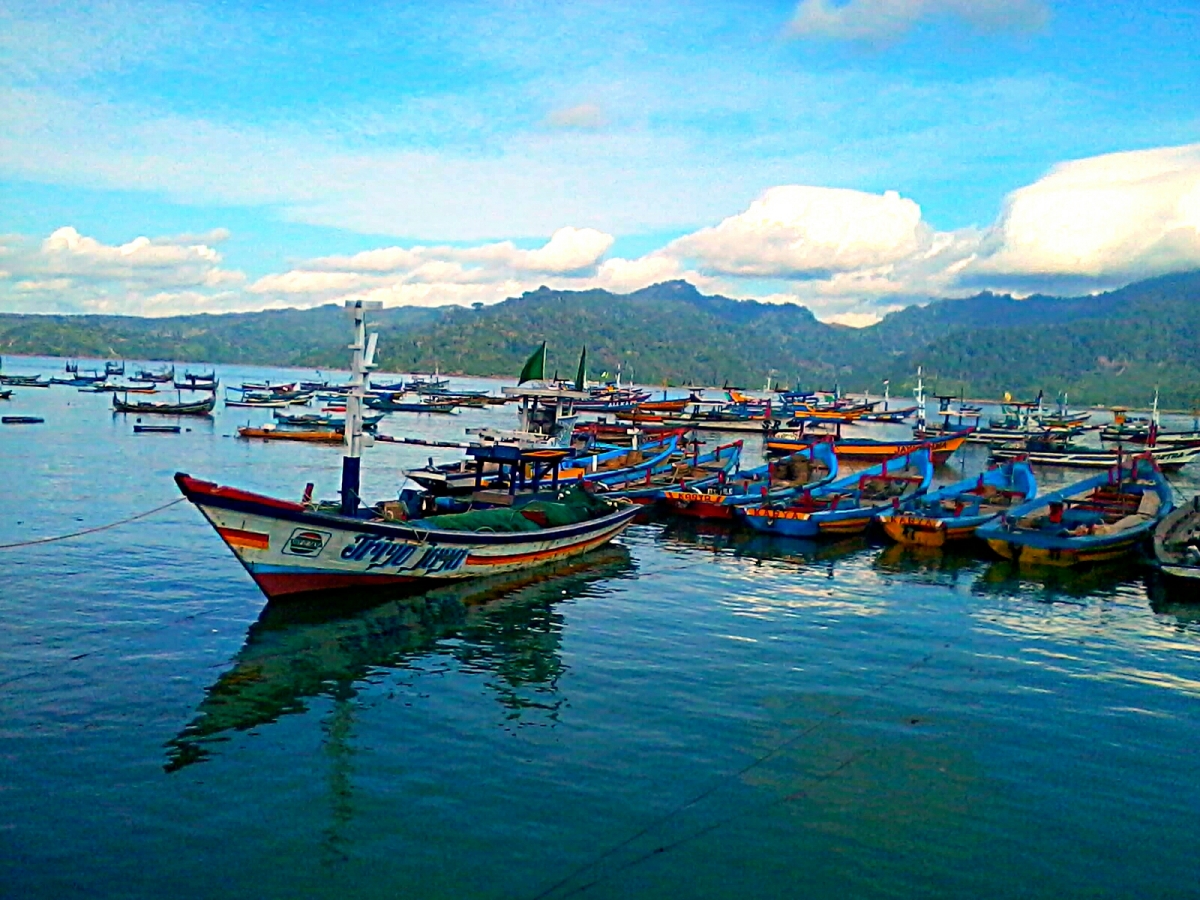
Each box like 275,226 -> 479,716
342,299 -> 382,516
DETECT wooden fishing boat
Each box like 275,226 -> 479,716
134,424 -> 182,434
177,304 -> 638,601
105,360 -> 125,376
662,441 -> 838,519
131,365 -> 175,383
634,397 -> 692,414
174,372 -> 219,391
238,426 -> 345,443
573,421 -> 684,445
177,472 -> 637,600
0,375 -> 49,387
738,447 -> 934,538
858,406 -> 917,423
977,455 -> 1172,567
2,415 -> 44,424
50,372 -> 106,386
112,393 -> 215,415
274,410 -> 385,428
990,439 -> 1200,471
877,460 -> 1037,548
0,389 -> 11,400
365,397 -> 457,413
225,397 -> 291,408
1153,495 -> 1200,589
767,429 -> 971,465
596,440 -> 743,504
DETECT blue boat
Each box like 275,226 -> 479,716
737,447 -> 934,538
977,455 -> 1173,567
661,441 -> 839,519
562,434 -> 684,487
877,460 -> 1037,547
601,440 -> 743,504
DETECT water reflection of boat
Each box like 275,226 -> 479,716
657,517 -> 869,568
164,545 -> 634,771
873,542 -> 988,586
972,558 -> 1140,600
732,533 -> 869,568
1145,571 -> 1200,624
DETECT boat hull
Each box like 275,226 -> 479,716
176,474 -> 639,600
983,534 -> 1146,567
880,514 -> 988,547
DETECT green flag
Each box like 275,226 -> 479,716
518,341 -> 546,385
574,346 -> 587,392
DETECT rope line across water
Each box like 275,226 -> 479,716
0,497 -> 187,551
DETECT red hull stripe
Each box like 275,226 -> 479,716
253,571 -> 422,598
217,527 -> 270,550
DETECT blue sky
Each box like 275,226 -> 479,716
1,0 -> 1198,323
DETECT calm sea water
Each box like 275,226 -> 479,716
3,356 -> 1200,899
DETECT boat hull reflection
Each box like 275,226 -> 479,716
165,544 -> 634,771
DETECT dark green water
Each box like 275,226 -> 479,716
2,358 -> 1199,899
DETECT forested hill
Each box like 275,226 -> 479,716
2,271 -> 1199,406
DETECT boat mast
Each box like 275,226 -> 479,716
341,299 -> 381,516
914,367 -> 926,432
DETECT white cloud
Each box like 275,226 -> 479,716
0,226 -> 248,314
5,144 -> 1200,322
545,103 -> 606,130
668,186 -> 930,278
788,0 -> 1048,43
964,144 -> 1200,289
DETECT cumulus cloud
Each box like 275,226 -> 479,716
0,226 -> 248,315
668,186 -> 930,278
7,144 -> 1200,323
964,144 -> 1200,290
788,0 -> 1049,43
249,227 -> 616,308
545,103 -> 606,130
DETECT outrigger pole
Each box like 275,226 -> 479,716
342,299 -> 382,515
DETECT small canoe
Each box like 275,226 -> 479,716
877,460 -> 1037,547
238,427 -> 345,443
662,441 -> 839,519
134,424 -> 182,434
977,455 -> 1173,567
738,447 -> 934,538
1153,494 -> 1200,589
2,415 -> 44,424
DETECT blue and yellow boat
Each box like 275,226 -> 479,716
877,460 -> 1037,548
977,455 -> 1172,567
737,447 -> 933,538
661,441 -> 838,519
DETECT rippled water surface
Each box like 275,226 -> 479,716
3,357 -> 1200,899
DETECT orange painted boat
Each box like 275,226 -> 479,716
635,398 -> 691,414
238,427 -> 344,443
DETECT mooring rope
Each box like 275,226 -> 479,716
0,497 -> 187,551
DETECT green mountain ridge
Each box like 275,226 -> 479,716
2,271 -> 1199,407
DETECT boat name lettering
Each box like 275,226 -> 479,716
341,535 -> 469,573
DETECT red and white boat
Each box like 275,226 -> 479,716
176,302 -> 638,601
